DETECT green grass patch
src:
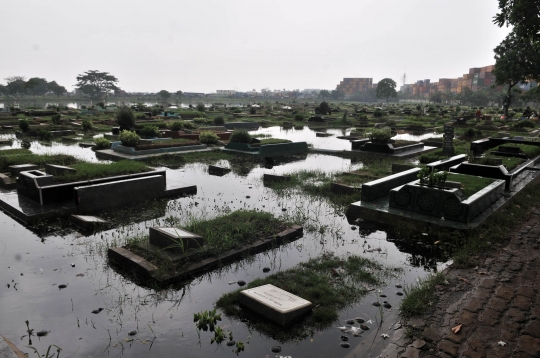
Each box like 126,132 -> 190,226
393,140 -> 419,148
216,253 -> 398,341
54,160 -> 151,183
251,138 -> 292,146
0,153 -> 77,171
446,173 -> 495,200
0,148 -> 32,156
419,141 -> 470,163
400,272 -> 446,319
498,143 -> 540,158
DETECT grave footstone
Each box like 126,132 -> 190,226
149,227 -> 204,252
239,284 -> 312,326
442,125 -> 454,156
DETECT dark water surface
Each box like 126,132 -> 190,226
0,131 -> 449,358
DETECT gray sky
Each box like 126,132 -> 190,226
1,0 -> 512,93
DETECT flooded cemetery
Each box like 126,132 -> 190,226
1,101 -> 540,357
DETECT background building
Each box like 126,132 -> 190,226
336,78 -> 373,96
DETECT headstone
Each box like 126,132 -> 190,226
9,164 -> 38,177
149,227 -> 204,252
442,125 -> 454,156
239,284 -> 312,326
484,115 -> 493,125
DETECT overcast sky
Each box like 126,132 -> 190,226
1,0 -> 511,93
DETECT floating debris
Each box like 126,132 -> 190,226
262,267 -> 270,273
396,292 -> 403,296
379,294 -> 387,298
340,335 -> 349,341
237,280 -> 246,286
340,342 -> 351,348
383,302 -> 392,309
128,330 -> 137,336
228,281 -> 237,285
355,318 -> 365,323
345,319 -> 355,325
360,325 -> 370,331
58,284 -> 67,289
91,308 -> 104,314
351,226 -> 357,230
226,341 -> 236,346
372,302 -> 381,307
381,333 -> 389,339
271,346 -> 281,353
70,263 -> 75,267
395,284 -> 402,288
36,330 -> 50,337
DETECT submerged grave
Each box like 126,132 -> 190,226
0,164 -> 196,223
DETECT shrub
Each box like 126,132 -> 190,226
140,125 -> 160,138
183,121 -> 196,130
116,106 -> 135,130
197,103 -> 205,112
199,131 -> 219,144
194,117 -> 207,124
358,114 -> 368,121
229,129 -> 252,143
515,120 -> 535,128
82,119 -> 93,131
250,108 -> 256,115
294,114 -> 304,121
214,116 -> 225,125
37,129 -> 52,141
19,119 -> 29,132
373,109 -> 384,118
368,128 -> 391,143
94,137 -> 111,149
168,120 -> 184,131
233,109 -> 242,114
119,130 -> 140,147
51,114 -> 61,125
136,114 -> 146,120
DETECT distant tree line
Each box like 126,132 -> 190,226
0,76 -> 67,97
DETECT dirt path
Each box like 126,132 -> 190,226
380,207 -> 540,358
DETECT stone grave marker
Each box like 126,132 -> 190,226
442,125 -> 454,156
149,227 -> 204,252
45,164 -> 77,176
239,284 -> 312,326
9,164 -> 38,177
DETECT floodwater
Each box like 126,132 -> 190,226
0,128 -> 449,358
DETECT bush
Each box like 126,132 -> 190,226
294,114 -> 304,121
183,121 -> 196,130
51,114 -> 61,125
37,129 -> 52,141
229,129 -> 252,143
197,103 -> 205,112
214,116 -> 225,125
194,117 -> 207,124
116,106 -> 135,130
357,114 -> 368,121
19,119 -> 29,132
119,130 -> 140,147
199,131 -> 219,144
94,137 -> 111,149
140,125 -> 160,138
168,121 -> 184,131
368,128 -> 391,143
82,119 -> 93,131
233,109 -> 242,114
250,108 -> 256,115
373,109 -> 384,118
515,120 -> 535,128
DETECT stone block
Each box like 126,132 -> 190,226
0,173 -> 15,189
45,164 -> 77,176
239,284 -> 312,326
9,164 -> 38,177
149,227 -> 204,252
361,168 -> 420,202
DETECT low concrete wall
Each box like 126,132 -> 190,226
361,168 -> 421,202
75,175 -> 165,213
113,144 -> 207,155
427,154 -> 468,172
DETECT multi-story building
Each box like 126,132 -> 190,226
335,78 -> 373,96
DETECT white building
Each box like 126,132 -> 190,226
216,90 -> 236,96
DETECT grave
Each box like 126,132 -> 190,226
9,164 -> 38,177
239,284 -> 313,326
442,125 -> 454,156
0,173 -> 16,190
223,141 -> 308,158
224,122 -> 260,130
149,227 -> 204,252
71,215 -> 109,229
45,164 -> 77,176
208,165 -> 231,176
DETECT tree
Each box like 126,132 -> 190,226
75,70 -> 120,102
47,81 -> 67,97
430,91 -> 443,104
317,101 -> 330,115
318,90 -> 331,99
458,86 -> 474,106
492,31 -> 540,116
376,78 -> 397,103
523,86 -> 540,106
331,89 -> 344,100
4,77 -> 26,95
25,78 -> 48,108
158,90 -> 171,105
175,90 -> 183,106
494,0 -> 540,46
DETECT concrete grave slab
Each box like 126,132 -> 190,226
149,227 -> 204,251
71,215 -> 109,228
45,164 -> 77,176
9,164 -> 38,177
239,284 -> 312,326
